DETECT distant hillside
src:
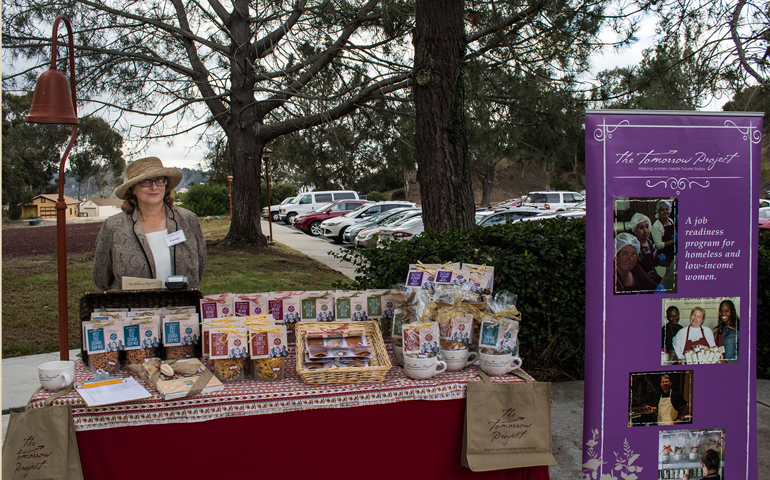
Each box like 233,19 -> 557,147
55,167 -> 208,201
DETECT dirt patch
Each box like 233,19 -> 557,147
2,222 -> 104,257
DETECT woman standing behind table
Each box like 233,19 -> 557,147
672,307 -> 716,361
652,200 -> 676,265
628,212 -> 664,283
93,157 -> 206,291
713,299 -> 739,363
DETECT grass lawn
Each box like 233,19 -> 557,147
1,219 -> 348,358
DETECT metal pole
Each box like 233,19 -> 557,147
227,175 -> 233,221
56,126 -> 77,361
264,155 -> 274,242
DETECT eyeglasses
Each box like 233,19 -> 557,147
138,177 -> 168,187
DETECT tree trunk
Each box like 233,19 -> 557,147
474,167 -> 494,207
403,164 -> 418,202
414,0 -> 475,231
224,127 -> 268,246
221,1 -> 266,246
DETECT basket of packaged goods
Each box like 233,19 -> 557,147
79,289 -> 202,364
294,320 -> 391,384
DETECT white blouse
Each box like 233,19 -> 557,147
145,229 -> 172,287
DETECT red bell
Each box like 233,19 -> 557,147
25,68 -> 79,125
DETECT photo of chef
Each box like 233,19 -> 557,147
613,197 -> 677,294
658,428 -> 725,479
628,370 -> 693,427
661,297 -> 739,365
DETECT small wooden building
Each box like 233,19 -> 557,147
80,198 -> 123,218
20,194 -> 81,220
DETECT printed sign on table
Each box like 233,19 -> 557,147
583,110 -> 761,480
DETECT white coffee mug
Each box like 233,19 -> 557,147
403,355 -> 447,380
441,348 -> 479,372
479,352 -> 522,376
38,360 -> 75,392
393,344 -> 404,367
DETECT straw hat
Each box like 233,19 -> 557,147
115,157 -> 183,199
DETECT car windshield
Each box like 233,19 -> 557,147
311,202 -> 333,212
760,209 -> 770,218
380,209 -> 417,225
526,193 -> 559,203
365,209 -> 401,224
343,203 -> 371,217
393,216 -> 422,228
286,196 -> 300,205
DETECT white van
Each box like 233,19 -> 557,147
279,190 -> 361,224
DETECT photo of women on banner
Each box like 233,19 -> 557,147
628,371 -> 693,427
658,428 -> 725,477
613,197 -> 677,294
661,297 -> 739,365
402,321 -> 441,358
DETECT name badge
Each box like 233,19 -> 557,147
165,230 -> 187,247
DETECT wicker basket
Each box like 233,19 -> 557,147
79,289 -> 202,362
294,321 -> 391,384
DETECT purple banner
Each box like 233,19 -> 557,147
583,111 -> 761,480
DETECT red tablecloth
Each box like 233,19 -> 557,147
32,348 -> 550,479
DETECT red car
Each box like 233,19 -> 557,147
759,207 -> 770,231
293,200 -> 370,236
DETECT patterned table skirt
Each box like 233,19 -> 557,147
30,345 -> 531,431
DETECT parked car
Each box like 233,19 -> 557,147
760,207 -> 770,231
262,197 -> 293,221
293,200 -> 370,236
343,207 -> 419,244
567,200 -> 587,212
353,209 -> 422,248
476,207 -> 543,227
522,210 -> 586,222
376,214 -> 425,244
496,197 -> 525,208
523,190 -> 584,211
279,190 -> 361,225
320,201 -> 417,242
760,199 -> 770,208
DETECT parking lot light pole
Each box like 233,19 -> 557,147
227,175 -> 233,221
25,15 -> 79,361
263,148 -> 274,243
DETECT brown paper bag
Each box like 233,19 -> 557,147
2,385 -> 84,480
462,369 -> 556,471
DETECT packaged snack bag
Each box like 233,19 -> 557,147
299,291 -> 335,322
200,293 -> 233,320
478,291 -> 521,357
162,313 -> 200,359
83,318 -> 122,374
249,323 -> 288,381
208,325 -> 249,382
463,263 -> 495,294
402,321 -> 441,359
405,262 -> 442,291
123,315 -> 161,365
233,293 -> 269,317
334,291 -> 368,321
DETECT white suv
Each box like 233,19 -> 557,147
320,201 -> 417,243
279,190 -> 360,224
523,191 -> 584,211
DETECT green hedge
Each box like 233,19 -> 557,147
333,220 -> 770,381
181,184 -> 229,217
758,231 -> 770,377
